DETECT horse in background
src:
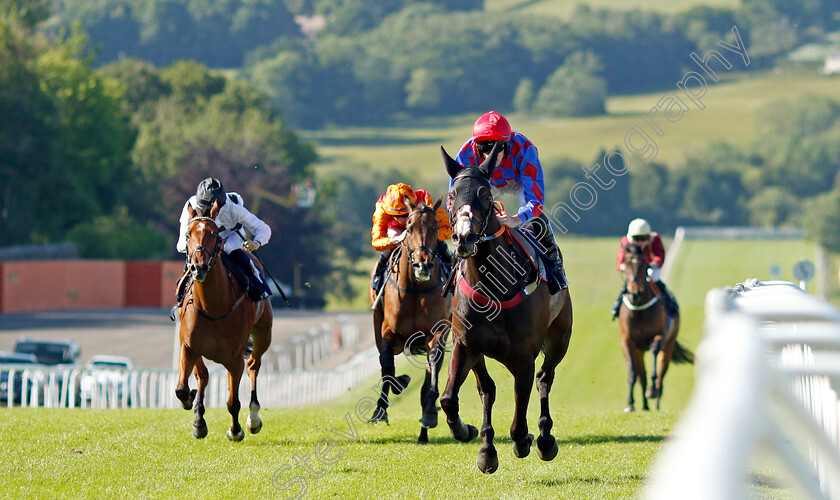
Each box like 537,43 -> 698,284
440,143 -> 573,473
369,198 -> 450,443
175,201 -> 273,440
618,243 -> 693,412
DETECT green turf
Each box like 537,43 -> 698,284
0,237 -> 813,498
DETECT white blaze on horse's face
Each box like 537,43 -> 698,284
452,205 -> 478,257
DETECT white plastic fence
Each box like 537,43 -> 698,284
645,279 -> 840,499
1,315 -> 375,410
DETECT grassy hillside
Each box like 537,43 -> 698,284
0,238 -> 814,498
485,0 -> 740,17
306,72 -> 840,193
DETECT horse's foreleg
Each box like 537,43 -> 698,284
653,336 -> 679,410
247,329 -> 270,434
175,344 -> 198,411
473,357 -> 498,474
371,337 -> 397,424
226,357 -> 245,442
510,359 -> 535,460
440,342 -> 479,443
646,335 -> 663,401
192,358 -> 209,439
420,336 -> 445,429
630,349 -> 649,411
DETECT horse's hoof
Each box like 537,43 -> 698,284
465,424 -> 479,442
420,411 -> 438,429
368,408 -> 389,424
227,428 -> 245,442
192,422 -> 207,439
418,428 -> 429,444
536,435 -> 558,461
391,374 -> 411,395
513,433 -> 534,459
477,447 -> 499,474
247,416 -> 263,434
624,405 -> 635,413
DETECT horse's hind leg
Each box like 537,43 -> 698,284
175,344 -> 198,411
473,357 -> 498,474
225,356 -> 246,442
192,358 -> 209,439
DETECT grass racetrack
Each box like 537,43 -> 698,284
0,237 -> 815,499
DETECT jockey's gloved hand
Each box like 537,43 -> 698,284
242,240 -> 261,252
391,232 -> 407,245
497,213 -> 522,228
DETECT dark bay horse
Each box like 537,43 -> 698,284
618,243 -> 693,412
440,144 -> 573,473
369,198 -> 449,443
175,201 -> 273,440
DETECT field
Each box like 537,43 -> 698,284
0,237 -> 815,499
306,72 -> 840,191
485,0 -> 740,17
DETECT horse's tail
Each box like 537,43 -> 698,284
672,341 -> 695,364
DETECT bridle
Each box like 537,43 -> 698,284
402,206 -> 438,268
187,216 -> 222,271
184,216 -> 248,322
448,169 -> 496,257
622,247 -> 657,310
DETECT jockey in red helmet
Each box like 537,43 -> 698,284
448,111 -> 567,294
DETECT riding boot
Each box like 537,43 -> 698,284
371,248 -> 393,294
537,229 -> 568,294
655,280 -> 679,317
231,249 -> 270,301
611,285 -> 627,321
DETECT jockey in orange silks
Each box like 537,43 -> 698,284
370,183 -> 454,293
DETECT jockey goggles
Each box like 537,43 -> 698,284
476,140 -> 509,157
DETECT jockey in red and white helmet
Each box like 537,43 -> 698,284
611,218 -> 679,319
448,110 -> 567,294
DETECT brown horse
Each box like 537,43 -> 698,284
618,243 -> 692,412
440,144 -> 573,474
175,201 -> 273,440
368,198 -> 450,443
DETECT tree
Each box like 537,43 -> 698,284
802,189 -> 840,253
532,51 -> 606,117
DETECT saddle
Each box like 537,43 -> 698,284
220,252 -> 263,301
499,227 -> 546,296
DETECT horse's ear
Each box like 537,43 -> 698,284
477,141 -> 500,178
441,146 -> 462,179
187,203 -> 196,219
209,199 -> 220,219
405,195 -> 416,212
433,196 -> 442,212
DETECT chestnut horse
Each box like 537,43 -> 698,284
440,144 -> 573,474
369,198 -> 449,443
175,201 -> 273,440
618,243 -> 692,412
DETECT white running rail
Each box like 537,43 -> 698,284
644,279 -> 840,499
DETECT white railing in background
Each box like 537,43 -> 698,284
644,279 -> 840,500
1,315 -> 376,410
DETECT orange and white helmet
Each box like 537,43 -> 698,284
382,183 -> 417,216
627,218 -> 652,238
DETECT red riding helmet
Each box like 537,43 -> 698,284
472,111 -> 512,141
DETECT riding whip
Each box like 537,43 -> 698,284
234,228 -> 291,307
